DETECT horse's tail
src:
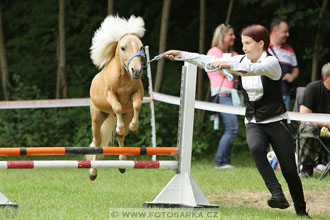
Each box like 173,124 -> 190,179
85,113 -> 116,161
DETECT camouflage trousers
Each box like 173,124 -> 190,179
298,122 -> 319,166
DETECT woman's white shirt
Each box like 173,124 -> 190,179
181,51 -> 289,124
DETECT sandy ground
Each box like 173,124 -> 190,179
208,190 -> 330,216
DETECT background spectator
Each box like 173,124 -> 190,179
269,18 -> 299,110
299,62 -> 330,178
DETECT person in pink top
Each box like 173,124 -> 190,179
207,24 -> 239,169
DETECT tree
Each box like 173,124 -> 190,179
311,0 -> 328,81
0,3 -> 9,100
197,0 -> 206,121
108,0 -> 114,15
56,0 -> 68,99
154,0 -> 171,92
225,0 -> 234,24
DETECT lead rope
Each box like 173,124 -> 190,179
147,52 -> 234,81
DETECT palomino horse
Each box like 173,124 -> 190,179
87,15 -> 146,180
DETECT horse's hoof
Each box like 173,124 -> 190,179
129,130 -> 136,134
129,123 -> 138,132
89,168 -> 98,181
118,168 -> 126,174
89,174 -> 97,181
119,155 -> 126,160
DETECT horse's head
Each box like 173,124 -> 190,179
117,34 -> 145,79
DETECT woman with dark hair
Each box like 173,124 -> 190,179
164,24 -> 310,218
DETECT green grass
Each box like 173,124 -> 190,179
0,151 -> 329,219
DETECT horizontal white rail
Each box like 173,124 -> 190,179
0,97 -> 151,109
153,92 -> 330,123
0,160 -> 178,169
0,93 -> 329,123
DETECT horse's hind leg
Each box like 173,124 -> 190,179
117,111 -> 134,174
87,104 -> 107,181
88,146 -> 98,180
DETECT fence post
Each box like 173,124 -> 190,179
144,62 -> 218,208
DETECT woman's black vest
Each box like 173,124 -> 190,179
238,54 -> 287,122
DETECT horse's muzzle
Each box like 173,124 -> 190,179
130,68 -> 143,79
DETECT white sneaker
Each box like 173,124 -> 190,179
215,164 -> 235,169
316,164 -> 326,171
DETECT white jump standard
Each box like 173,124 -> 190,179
0,193 -> 18,208
144,62 -> 218,209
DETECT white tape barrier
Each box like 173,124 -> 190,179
0,97 -> 151,109
153,92 -> 330,123
0,94 -> 329,123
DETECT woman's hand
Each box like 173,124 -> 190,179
164,50 -> 183,60
327,122 -> 330,130
210,61 -> 231,70
282,73 -> 294,83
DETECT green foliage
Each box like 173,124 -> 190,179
0,106 -> 92,147
0,74 -> 91,147
192,114 -> 249,160
150,102 -> 179,147
192,115 -> 219,159
0,107 -> 91,147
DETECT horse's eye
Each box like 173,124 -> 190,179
121,46 -> 125,51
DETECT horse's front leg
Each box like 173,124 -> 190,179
115,113 -> 125,137
107,91 -> 125,136
117,124 -> 126,174
117,111 -> 134,174
129,91 -> 143,133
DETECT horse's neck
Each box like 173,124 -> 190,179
106,56 -> 128,77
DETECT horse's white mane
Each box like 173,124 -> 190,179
90,15 -> 145,69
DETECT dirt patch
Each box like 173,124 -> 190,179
208,190 -> 330,215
